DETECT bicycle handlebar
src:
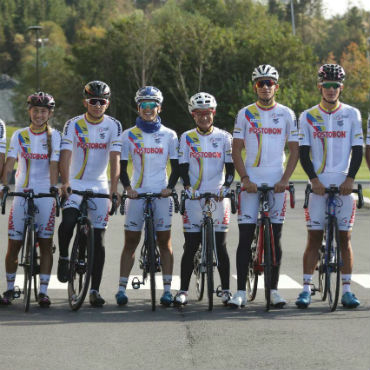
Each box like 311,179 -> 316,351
303,183 -> 364,209
70,189 -> 117,215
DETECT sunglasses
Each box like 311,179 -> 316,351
87,98 -> 109,106
255,80 -> 276,88
139,101 -> 159,110
321,82 -> 341,89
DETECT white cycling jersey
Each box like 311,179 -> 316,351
121,124 -> 178,193
61,114 -> 122,192
178,126 -> 232,192
233,102 -> 298,185
0,119 -> 6,154
299,103 -> 363,187
366,113 -> 370,146
7,126 -> 61,192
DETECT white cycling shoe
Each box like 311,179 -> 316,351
270,290 -> 287,308
228,291 -> 247,308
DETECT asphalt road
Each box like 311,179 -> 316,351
0,184 -> 369,370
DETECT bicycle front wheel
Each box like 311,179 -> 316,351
146,217 -> 156,311
204,218 -> 214,311
68,219 -> 94,311
194,247 -> 205,301
246,226 -> 259,302
23,223 -> 36,312
318,244 -> 327,301
327,218 -> 341,312
263,218 -> 272,311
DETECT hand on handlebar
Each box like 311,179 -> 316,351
311,178 -> 325,196
242,179 -> 258,193
339,177 -> 354,196
274,180 -> 288,193
185,187 -> 200,200
160,188 -> 173,198
125,187 -> 138,199
216,186 -> 230,200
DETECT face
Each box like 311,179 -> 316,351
254,78 -> 279,103
138,100 -> 161,121
318,81 -> 343,104
192,109 -> 215,132
84,98 -> 110,119
29,106 -> 52,127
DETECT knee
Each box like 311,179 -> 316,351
59,208 -> 79,233
307,230 -> 323,248
124,231 -> 140,252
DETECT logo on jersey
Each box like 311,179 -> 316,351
248,127 -> 282,135
273,118 -> 279,124
313,131 -> 346,139
190,151 -> 221,158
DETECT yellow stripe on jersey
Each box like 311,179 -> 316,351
74,118 -> 90,180
186,130 -> 203,190
18,130 -> 31,188
129,127 -> 145,189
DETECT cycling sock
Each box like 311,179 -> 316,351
236,224 -> 256,291
215,232 -> 230,290
163,275 -> 172,292
6,273 -> 16,291
91,229 -> 106,291
180,232 -> 202,291
303,274 -> 312,293
39,274 -> 50,295
341,274 -> 352,293
58,208 -> 79,258
119,277 -> 128,292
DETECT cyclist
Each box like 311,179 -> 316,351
0,118 -> 6,305
57,81 -> 122,307
174,92 -> 234,306
296,64 -> 363,309
230,64 -> 299,308
0,92 -> 61,307
115,86 -> 179,307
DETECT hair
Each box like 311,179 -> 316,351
46,122 -> 52,161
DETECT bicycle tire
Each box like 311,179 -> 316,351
205,218 -> 214,311
327,218 -> 341,312
263,218 -> 272,311
194,247 -> 205,301
318,244 -> 327,301
33,242 -> 40,302
68,219 -> 94,311
23,223 -> 35,312
246,226 -> 259,301
146,216 -> 156,311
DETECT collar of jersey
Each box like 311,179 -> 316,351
85,113 -> 104,124
29,124 -> 47,135
196,126 -> 214,136
319,101 -> 341,114
256,101 -> 277,111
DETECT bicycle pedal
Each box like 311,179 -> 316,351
131,277 -> 141,289
13,286 -> 21,299
215,285 -> 223,297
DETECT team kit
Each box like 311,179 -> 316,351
0,63 -> 369,310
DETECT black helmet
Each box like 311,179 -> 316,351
27,92 -> 55,110
83,80 -> 111,99
318,64 -> 345,82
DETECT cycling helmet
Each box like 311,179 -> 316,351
252,64 -> 279,82
83,80 -> 111,99
27,92 -> 55,110
188,92 -> 217,113
318,64 -> 345,82
135,86 -> 163,104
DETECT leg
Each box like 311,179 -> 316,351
271,223 -> 283,290
90,228 -> 106,292
38,237 -> 53,303
180,232 -> 201,291
215,232 -> 230,290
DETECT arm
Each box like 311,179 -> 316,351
223,162 -> 235,187
0,157 -> 16,198
59,149 -> 72,196
366,145 -> 370,171
167,159 -> 179,189
0,153 -> 5,179
300,145 -> 325,195
50,161 -> 59,187
109,151 -> 120,198
340,145 -> 363,195
179,163 -> 191,188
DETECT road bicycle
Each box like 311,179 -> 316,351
179,191 -> 236,311
237,182 -> 295,311
67,189 -> 117,311
120,191 -> 179,311
1,187 -> 60,312
304,183 -> 363,312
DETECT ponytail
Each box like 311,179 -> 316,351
46,123 -> 52,162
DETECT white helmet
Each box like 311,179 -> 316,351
252,64 -> 279,82
188,92 -> 217,113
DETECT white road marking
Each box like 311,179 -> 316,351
351,274 -> 370,288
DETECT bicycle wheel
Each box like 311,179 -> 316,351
204,218 -> 214,311
327,218 -> 341,312
246,226 -> 259,302
318,244 -> 327,301
146,217 -> 156,311
263,218 -> 272,311
33,242 -> 40,302
68,219 -> 94,311
194,247 -> 205,301
23,223 -> 35,312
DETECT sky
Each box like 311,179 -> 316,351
321,0 -> 370,17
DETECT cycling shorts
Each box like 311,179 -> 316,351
305,193 -> 355,231
237,191 -> 287,224
8,196 -> 56,240
63,193 -> 110,229
124,197 -> 173,232
182,198 -> 231,233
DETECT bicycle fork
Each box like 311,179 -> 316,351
200,222 -> 218,273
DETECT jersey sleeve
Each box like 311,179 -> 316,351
61,119 -> 75,151
109,119 -> 123,153
351,108 -> 364,146
224,131 -> 233,163
286,108 -> 299,142
50,130 -> 62,162
232,109 -> 246,140
178,132 -> 189,164
367,113 -> 370,146
0,119 -> 6,154
168,130 -> 179,160
7,131 -> 20,159
120,129 -> 130,161
298,112 -> 311,146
